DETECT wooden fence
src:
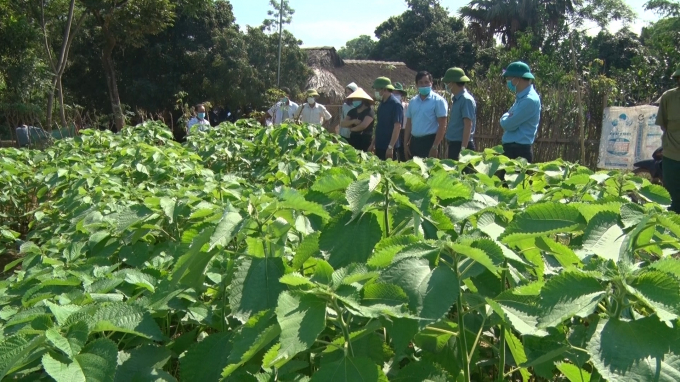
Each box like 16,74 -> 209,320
467,77 -> 611,169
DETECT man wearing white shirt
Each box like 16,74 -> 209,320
186,104 -> 211,134
295,89 -> 332,125
268,87 -> 299,125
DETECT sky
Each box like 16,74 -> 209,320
230,0 -> 661,49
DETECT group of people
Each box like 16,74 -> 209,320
266,60 -> 542,164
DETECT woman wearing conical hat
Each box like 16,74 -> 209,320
339,88 -> 375,152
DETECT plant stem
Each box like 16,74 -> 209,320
383,179 -> 390,238
453,257 -> 470,382
497,262 -> 508,382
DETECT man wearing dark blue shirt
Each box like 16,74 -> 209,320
369,77 -> 403,161
500,61 -> 541,163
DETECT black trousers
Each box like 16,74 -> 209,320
375,148 -> 397,161
663,156 -> 680,213
447,140 -> 476,160
397,130 -> 406,161
503,143 -> 533,163
348,133 -> 372,152
410,134 -> 436,158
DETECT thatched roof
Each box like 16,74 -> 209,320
303,47 -> 417,105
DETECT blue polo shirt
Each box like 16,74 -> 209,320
406,92 -> 448,137
446,89 -> 476,142
376,94 -> 404,150
500,85 -> 541,145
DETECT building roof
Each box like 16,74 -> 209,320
303,47 -> 417,104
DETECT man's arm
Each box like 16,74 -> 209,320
655,95 -> 667,132
461,98 -> 475,146
500,99 -> 536,132
351,116 -> 375,132
462,119 -> 472,147
433,117 -> 447,147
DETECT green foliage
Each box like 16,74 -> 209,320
0,120 -> 679,382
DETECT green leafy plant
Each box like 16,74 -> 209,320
0,120 -> 678,381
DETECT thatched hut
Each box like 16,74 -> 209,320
303,47 -> 417,126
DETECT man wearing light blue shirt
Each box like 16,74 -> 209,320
404,71 -> 448,159
500,61 -> 541,163
442,67 -> 476,160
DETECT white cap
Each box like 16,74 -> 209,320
346,82 -> 358,92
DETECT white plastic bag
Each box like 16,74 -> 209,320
339,127 -> 351,138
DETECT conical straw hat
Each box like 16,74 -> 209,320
346,88 -> 374,104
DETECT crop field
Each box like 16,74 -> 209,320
1,121 -> 680,382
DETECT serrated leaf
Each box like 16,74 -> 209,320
639,184 -> 671,205
628,270 -> 680,324
209,210 -> 243,250
0,334 -> 45,379
535,237 -> 581,268
450,242 -> 499,275
391,360 -> 452,381
292,232 -> 320,269
222,310 -> 281,378
579,211 -> 625,262
43,338 -> 118,382
279,273 -> 314,287
537,272 -> 606,328
310,356 -> 388,382
487,293 -> 546,336
319,212 -> 382,269
556,362 -> 591,382
181,332 -> 232,382
379,257 -> 458,328
587,317 -> 680,382
279,189 -> 330,219
170,227 -> 214,290
362,283 -> 409,306
45,302 -> 82,327
311,174 -> 353,193
45,321 -> 88,358
115,345 -> 173,382
428,173 -> 472,201
92,303 -> 163,340
346,176 -> 380,218
272,292 -> 326,365
500,203 -> 586,243
367,235 -> 421,268
229,257 -> 285,322
505,329 -> 531,382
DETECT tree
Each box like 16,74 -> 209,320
37,0 -> 87,130
338,35 -> 376,59
372,0 -> 476,77
77,0 -> 178,131
262,0 -> 295,32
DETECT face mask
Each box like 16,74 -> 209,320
393,94 -> 401,101
352,100 -> 362,107
198,113 -> 205,119
418,86 -> 431,96
307,97 -> 316,105
506,79 -> 517,93
375,91 -> 381,99
280,97 -> 288,103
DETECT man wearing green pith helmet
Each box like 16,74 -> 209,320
656,65 -> 680,214
442,67 -> 476,160
500,61 -> 541,163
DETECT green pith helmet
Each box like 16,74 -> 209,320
393,82 -> 408,96
373,77 -> 395,90
503,61 -> 535,80
442,67 -> 471,83
306,89 -> 319,97
673,65 -> 680,78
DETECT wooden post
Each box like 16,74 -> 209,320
569,34 -> 586,165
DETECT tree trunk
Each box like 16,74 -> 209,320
569,35 -> 586,165
46,77 -> 57,131
57,77 -> 67,128
101,37 -> 124,132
